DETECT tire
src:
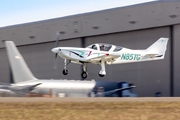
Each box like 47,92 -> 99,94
81,72 -> 88,79
98,73 -> 105,77
62,69 -> 68,75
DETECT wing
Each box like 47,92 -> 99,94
86,52 -> 120,64
94,86 -> 136,97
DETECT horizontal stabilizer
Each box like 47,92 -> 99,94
141,54 -> 161,59
10,83 -> 42,91
8,83 -> 42,94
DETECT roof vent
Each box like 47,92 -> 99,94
60,31 -> 65,34
129,21 -> 136,24
169,14 -> 177,18
29,36 -> 35,39
92,26 -> 99,29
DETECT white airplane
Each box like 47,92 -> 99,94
52,32 -> 168,79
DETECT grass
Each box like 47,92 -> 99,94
0,101 -> 180,120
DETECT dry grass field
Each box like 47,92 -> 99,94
0,97 -> 179,120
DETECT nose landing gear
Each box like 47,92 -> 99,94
62,59 -> 70,75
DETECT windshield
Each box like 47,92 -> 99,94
87,43 -> 119,52
113,46 -> 122,52
99,44 -> 112,51
87,44 -> 98,50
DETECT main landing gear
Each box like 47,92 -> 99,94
98,59 -> 106,77
62,59 -> 70,75
81,60 -> 106,78
62,69 -> 68,75
81,63 -> 88,79
62,59 -> 106,78
62,59 -> 88,79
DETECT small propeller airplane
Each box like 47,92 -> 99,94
52,31 -> 168,79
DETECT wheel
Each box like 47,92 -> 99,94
98,73 -> 105,77
81,72 -> 88,79
62,69 -> 68,75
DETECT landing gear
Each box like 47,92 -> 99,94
81,63 -> 88,79
81,71 -> 88,78
98,59 -> 106,77
62,59 -> 70,75
62,69 -> 68,75
98,71 -> 105,77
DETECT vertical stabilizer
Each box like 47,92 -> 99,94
5,41 -> 37,83
146,37 -> 168,57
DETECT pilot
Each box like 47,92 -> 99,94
100,45 -> 105,51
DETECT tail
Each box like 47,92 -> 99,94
4,41 -> 37,83
145,37 -> 169,59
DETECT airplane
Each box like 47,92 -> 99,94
51,32 -> 169,79
2,40 -> 136,97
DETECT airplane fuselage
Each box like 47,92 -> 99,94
15,80 -> 121,97
53,47 -> 160,65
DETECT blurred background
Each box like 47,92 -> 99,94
0,0 -> 179,97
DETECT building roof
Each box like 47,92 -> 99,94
0,0 -> 180,47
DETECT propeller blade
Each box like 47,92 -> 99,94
53,48 -> 61,69
55,31 -> 60,47
55,53 -> 57,59
53,31 -> 60,69
53,57 -> 58,69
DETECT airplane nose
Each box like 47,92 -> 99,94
51,48 -> 59,53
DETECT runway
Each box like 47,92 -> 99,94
0,97 -> 180,120
0,97 -> 180,102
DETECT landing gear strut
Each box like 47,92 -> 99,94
62,59 -> 70,75
98,59 -> 106,77
81,63 -> 88,79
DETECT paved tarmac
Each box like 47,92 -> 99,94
0,97 -> 180,102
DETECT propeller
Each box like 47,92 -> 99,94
53,54 -> 58,69
55,31 -> 60,48
53,31 -> 60,69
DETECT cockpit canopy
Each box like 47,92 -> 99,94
86,43 -> 122,52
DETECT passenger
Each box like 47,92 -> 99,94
100,45 -> 105,51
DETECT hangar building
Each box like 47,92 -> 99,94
0,0 -> 180,97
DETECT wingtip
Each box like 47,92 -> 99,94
1,40 -> 14,44
130,85 -> 136,88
